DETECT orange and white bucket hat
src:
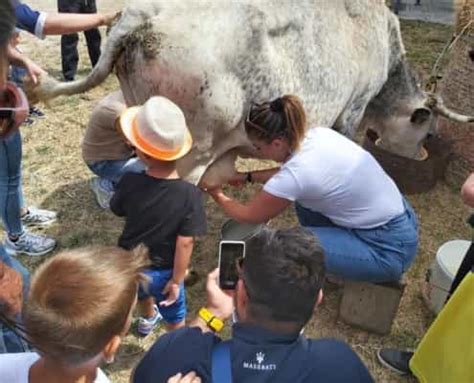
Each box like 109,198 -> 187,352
119,96 -> 192,161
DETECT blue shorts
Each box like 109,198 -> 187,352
138,268 -> 187,324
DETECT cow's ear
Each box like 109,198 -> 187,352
410,108 -> 431,124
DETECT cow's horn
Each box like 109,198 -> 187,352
427,94 -> 474,123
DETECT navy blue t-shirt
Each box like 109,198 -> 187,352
133,323 -> 374,383
110,173 -> 207,269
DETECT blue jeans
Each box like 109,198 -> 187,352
86,158 -> 145,191
296,198 -> 419,282
0,245 -> 31,353
138,268 -> 187,325
0,131 -> 24,237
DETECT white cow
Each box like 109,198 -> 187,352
33,0 -> 473,185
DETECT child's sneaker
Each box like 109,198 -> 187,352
4,231 -> 56,257
21,207 -> 57,228
137,304 -> 163,336
90,177 -> 114,209
29,106 -> 45,119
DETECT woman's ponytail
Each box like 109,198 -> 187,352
245,94 -> 307,151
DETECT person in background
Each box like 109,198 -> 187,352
82,90 -> 145,209
1,2 -> 118,256
132,227 -> 374,383
0,245 -> 31,353
57,0 -> 102,81
0,0 -> 33,354
1,2 -> 56,257
9,28 -> 44,126
111,96 -> 207,336
0,245 -> 148,382
13,0 -> 118,42
377,172 -> 474,378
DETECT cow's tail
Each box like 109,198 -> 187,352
28,8 -> 150,103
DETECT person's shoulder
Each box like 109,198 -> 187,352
0,351 -> 39,364
172,179 -> 204,198
154,326 -> 216,349
0,352 -> 39,377
94,90 -> 126,113
307,127 -> 348,143
140,327 -> 217,364
119,172 -> 147,186
309,337 -> 356,353
306,338 -> 373,381
133,327 -> 217,382
95,367 -> 111,383
114,172 -> 148,197
308,338 -> 363,363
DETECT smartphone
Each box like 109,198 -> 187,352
218,240 -> 246,290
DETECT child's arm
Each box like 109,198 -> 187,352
160,235 -> 194,307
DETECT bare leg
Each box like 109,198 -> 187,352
139,296 -> 156,318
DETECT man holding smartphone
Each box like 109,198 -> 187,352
132,227 -> 373,382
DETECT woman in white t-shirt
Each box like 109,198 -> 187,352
0,245 -> 149,383
208,95 -> 418,282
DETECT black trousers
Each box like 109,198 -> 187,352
57,0 -> 101,81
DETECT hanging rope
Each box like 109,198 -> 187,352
426,7 -> 473,92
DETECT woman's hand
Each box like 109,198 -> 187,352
206,186 -> 225,200
228,172 -> 247,187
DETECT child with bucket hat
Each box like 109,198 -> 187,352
110,96 -> 207,335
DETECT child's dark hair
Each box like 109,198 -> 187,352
242,226 -> 325,329
245,95 -> 307,152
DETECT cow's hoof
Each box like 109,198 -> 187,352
363,130 -> 452,194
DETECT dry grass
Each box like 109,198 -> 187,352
11,2 -> 472,382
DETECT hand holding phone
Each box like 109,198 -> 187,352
218,240 -> 245,290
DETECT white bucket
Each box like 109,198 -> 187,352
427,240 -> 470,314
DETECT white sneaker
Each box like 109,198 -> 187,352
4,231 -> 56,257
90,178 -> 114,209
137,305 -> 163,336
21,207 -> 57,228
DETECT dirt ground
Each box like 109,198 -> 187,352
13,2 -> 473,382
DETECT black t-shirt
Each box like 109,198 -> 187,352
132,324 -> 374,383
110,173 -> 207,269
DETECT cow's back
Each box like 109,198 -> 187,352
115,0 -> 397,183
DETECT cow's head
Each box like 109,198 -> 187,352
369,95 -> 435,158
362,60 -> 473,159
